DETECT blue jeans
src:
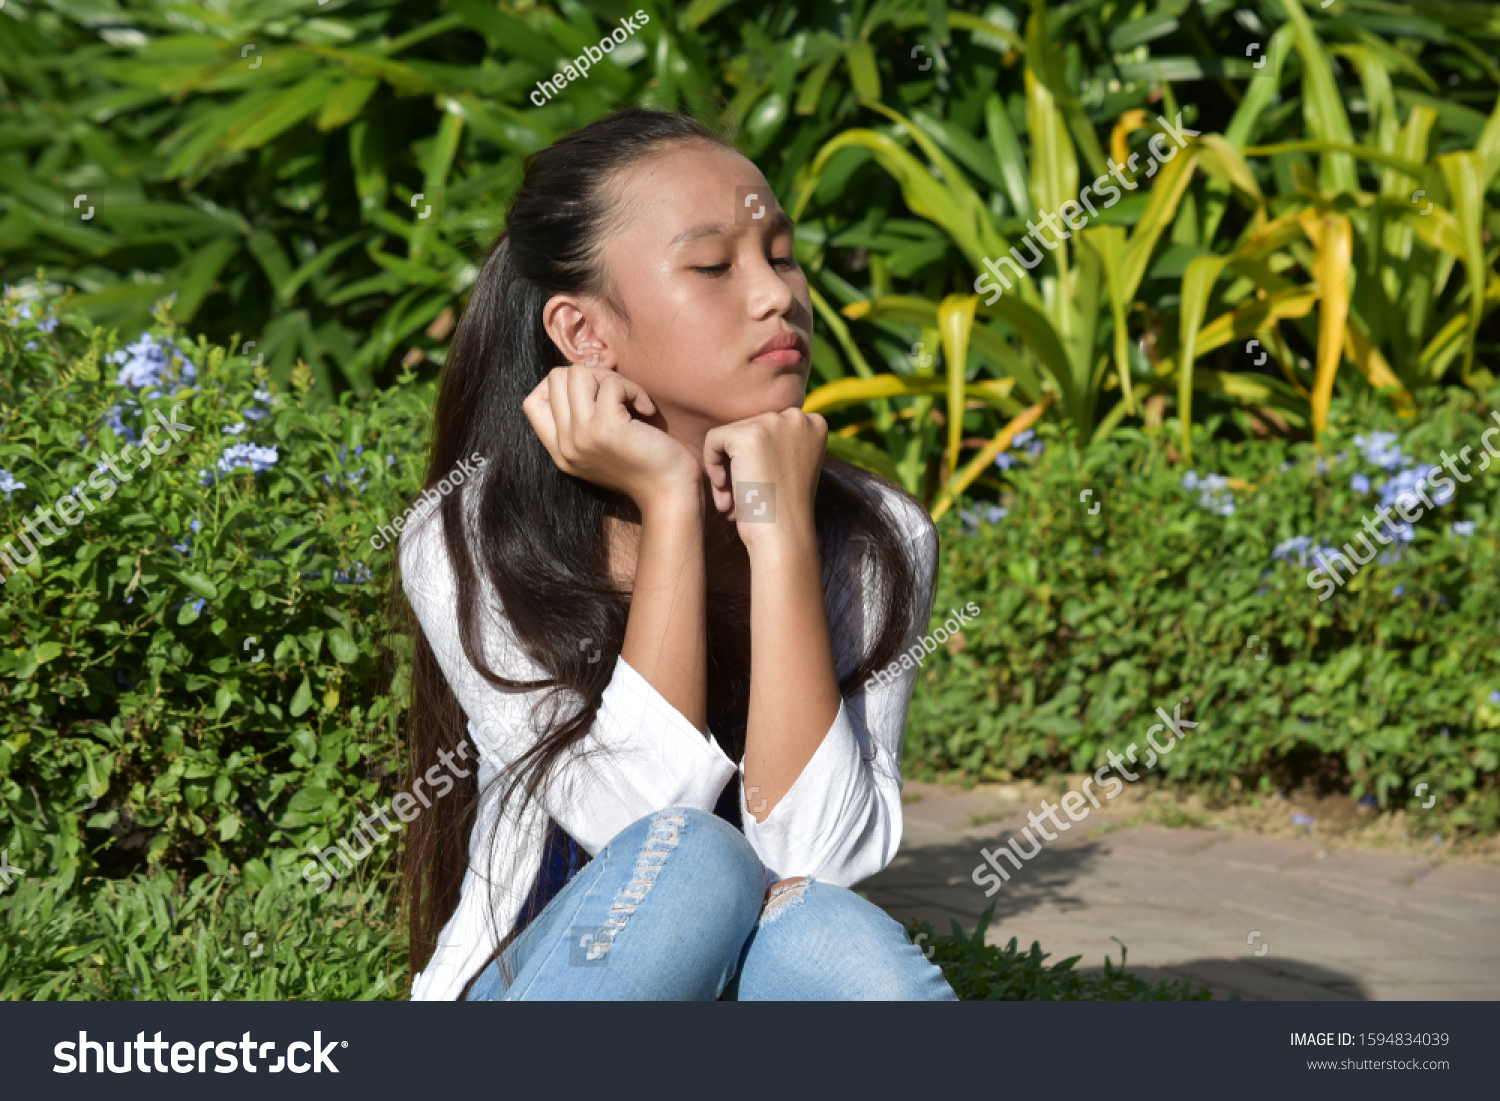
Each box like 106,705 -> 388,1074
464,806 -> 959,1000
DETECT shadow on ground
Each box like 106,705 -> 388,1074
864,830 -> 1374,1000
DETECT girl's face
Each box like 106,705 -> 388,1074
545,142 -> 814,444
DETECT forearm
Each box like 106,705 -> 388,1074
619,493 -> 709,734
741,533 -> 842,821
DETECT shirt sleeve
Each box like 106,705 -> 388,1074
737,485 -> 940,891
398,496 -> 738,858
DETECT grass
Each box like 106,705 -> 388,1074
906,906 -> 1215,1001
3,871 -> 1215,1001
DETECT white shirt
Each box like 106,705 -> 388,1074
400,468 -> 938,1001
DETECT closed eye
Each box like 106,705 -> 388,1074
692,257 -> 799,276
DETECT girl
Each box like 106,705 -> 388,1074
397,106 -> 956,1001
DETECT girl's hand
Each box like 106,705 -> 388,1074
703,409 -> 827,553
523,365 -> 702,509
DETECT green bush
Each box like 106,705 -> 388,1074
906,389 -> 1500,837
0,282 -> 434,889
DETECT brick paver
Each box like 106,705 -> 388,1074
866,780 -> 1500,1000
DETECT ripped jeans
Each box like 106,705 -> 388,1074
464,806 -> 958,1001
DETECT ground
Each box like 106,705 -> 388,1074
865,777 -> 1500,1000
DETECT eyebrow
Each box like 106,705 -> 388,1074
669,210 -> 795,246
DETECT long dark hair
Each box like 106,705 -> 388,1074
395,105 -> 935,997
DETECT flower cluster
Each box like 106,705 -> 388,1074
1181,470 -> 1236,516
111,333 -> 198,396
1271,535 -> 1342,568
201,443 -> 279,485
1352,431 -> 1406,471
993,428 -> 1045,472
958,505 -> 1007,533
323,445 -> 368,492
333,562 -> 373,584
0,469 -> 25,505
242,385 -> 275,422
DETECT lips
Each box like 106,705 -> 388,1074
750,331 -> 807,366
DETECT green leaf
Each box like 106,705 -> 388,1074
289,676 -> 314,718
327,628 -> 359,665
175,572 -> 219,601
845,41 -> 881,101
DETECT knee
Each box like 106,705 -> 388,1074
628,806 -> 764,917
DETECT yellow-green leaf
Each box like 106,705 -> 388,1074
938,294 -> 979,482
1177,255 -> 1234,464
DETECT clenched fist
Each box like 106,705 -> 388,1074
522,365 -> 703,510
703,408 -> 827,554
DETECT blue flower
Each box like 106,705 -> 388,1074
1451,521 -> 1475,538
242,385 -> 274,422
0,469 -> 25,503
39,315 -> 58,333
1351,473 -> 1370,494
958,505 -> 1007,533
1392,584 -> 1405,597
203,443 -> 279,483
992,429 -> 1041,472
223,422 -> 247,435
103,401 -> 140,445
190,598 -> 206,614
1272,535 -> 1313,564
1490,690 -> 1500,705
386,454 -> 395,467
1353,431 -> 1405,471
112,333 -> 197,396
1184,471 -> 1235,515
1380,464 -> 1451,511
24,341 -> 37,351
333,562 -> 373,584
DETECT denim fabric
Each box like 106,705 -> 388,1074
464,806 -> 958,1001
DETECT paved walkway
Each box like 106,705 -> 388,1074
864,780 -> 1500,1000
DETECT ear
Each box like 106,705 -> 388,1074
542,294 -> 616,369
